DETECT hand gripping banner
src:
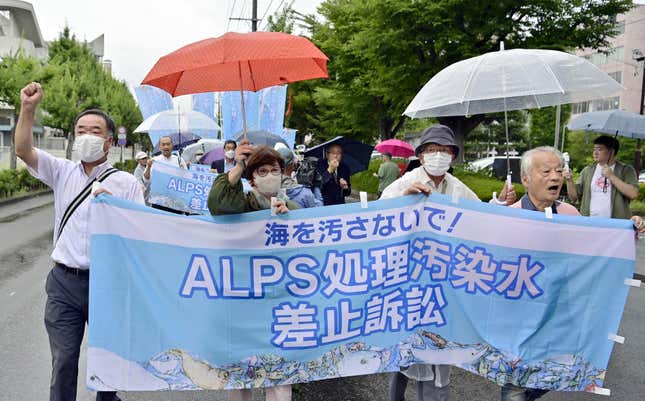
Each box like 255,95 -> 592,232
87,194 -> 634,393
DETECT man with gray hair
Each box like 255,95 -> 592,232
509,146 -> 579,215
503,145 -> 643,401
503,146 -> 576,401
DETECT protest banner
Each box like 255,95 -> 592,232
87,193 -> 634,393
148,162 -> 215,214
150,163 -> 251,214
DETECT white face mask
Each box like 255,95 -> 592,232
423,152 -> 452,176
254,173 -> 282,196
225,150 -> 235,159
73,134 -> 108,163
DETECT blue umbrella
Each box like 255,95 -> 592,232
232,130 -> 289,147
567,109 -> 645,139
304,136 -> 374,176
151,132 -> 201,156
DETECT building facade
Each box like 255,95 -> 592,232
573,4 -> 645,115
0,1 -> 109,152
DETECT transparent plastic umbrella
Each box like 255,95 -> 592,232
404,48 -> 623,118
567,109 -> 645,139
404,45 -> 623,178
134,109 -> 220,147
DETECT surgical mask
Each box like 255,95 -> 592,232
225,150 -> 235,159
254,173 -> 282,196
73,134 -> 107,163
423,152 -> 452,176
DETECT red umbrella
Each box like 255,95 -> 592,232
142,32 -> 329,135
375,139 -> 415,158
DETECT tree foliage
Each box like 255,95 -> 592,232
39,27 -> 142,157
0,50 -> 43,168
285,0 -> 633,150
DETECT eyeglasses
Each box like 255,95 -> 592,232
422,145 -> 453,154
256,167 -> 282,177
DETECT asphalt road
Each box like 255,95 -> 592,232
0,199 -> 643,401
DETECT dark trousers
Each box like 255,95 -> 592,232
390,372 -> 451,401
45,265 -> 120,401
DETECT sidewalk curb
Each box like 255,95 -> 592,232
0,188 -> 53,207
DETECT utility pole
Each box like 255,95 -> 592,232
633,49 -> 645,173
252,0 -> 258,32
229,0 -> 260,32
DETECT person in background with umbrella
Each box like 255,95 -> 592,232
144,135 -> 189,214
381,125 -> 515,401
211,139 -> 237,173
143,135 -> 188,183
318,144 -> 351,205
564,135 -> 639,220
373,152 -> 400,197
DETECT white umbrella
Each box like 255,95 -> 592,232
404,45 -> 623,177
404,47 -> 623,118
181,139 -> 225,163
134,109 -> 220,147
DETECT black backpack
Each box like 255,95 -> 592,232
295,156 -> 322,189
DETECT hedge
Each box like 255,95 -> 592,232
0,168 -> 47,198
351,161 -> 521,202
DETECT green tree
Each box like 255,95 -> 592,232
0,52 -> 43,169
527,105 -> 572,149
40,27 -> 142,159
286,0 -> 632,150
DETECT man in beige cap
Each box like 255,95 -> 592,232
133,151 -> 150,203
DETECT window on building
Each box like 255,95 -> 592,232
608,71 -> 622,84
592,96 -> 620,111
0,116 -> 11,125
615,20 -> 625,34
572,101 -> 591,114
589,46 -> 624,66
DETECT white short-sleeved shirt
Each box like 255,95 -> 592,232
153,154 -> 187,169
589,163 -> 613,218
28,148 -> 144,269
380,167 -> 479,201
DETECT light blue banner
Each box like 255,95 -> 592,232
259,85 -> 287,136
149,162 -> 215,214
134,85 -> 174,120
87,194 -> 634,393
222,91 -> 259,140
192,92 -> 216,121
280,128 -> 297,149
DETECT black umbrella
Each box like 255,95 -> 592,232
232,130 -> 289,148
304,136 -> 374,176
152,132 -> 201,156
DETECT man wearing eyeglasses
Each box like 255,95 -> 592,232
15,82 -> 143,401
565,135 -> 638,219
381,124 -> 514,401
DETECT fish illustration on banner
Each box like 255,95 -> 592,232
87,193 -> 635,393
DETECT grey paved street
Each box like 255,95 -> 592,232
0,196 -> 644,401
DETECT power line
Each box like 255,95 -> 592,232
226,0 -> 238,31
260,0 -> 276,24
